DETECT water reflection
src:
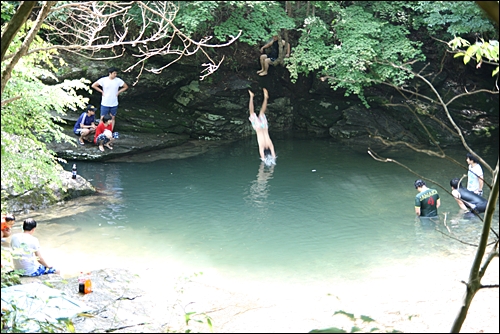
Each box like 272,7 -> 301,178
91,163 -> 123,195
417,216 -> 441,231
246,162 -> 275,209
90,163 -> 126,225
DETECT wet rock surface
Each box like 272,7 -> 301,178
2,170 -> 96,214
13,258 -> 500,333
47,130 -> 191,162
18,269 -> 167,333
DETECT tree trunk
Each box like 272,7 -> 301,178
286,1 -> 293,17
450,160 -> 499,332
1,1 -> 56,96
451,3 -> 499,331
1,1 -> 37,62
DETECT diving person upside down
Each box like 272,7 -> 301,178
248,88 -> 276,164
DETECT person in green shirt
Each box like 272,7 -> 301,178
414,179 -> 440,218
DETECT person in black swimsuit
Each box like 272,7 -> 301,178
450,178 -> 488,213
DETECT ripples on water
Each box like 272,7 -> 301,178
21,138 -> 499,285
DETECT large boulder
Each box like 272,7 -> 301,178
3,170 -> 96,214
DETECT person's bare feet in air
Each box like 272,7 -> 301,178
258,71 -> 268,76
263,87 -> 268,98
248,90 -> 254,98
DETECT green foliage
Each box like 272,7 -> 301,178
168,272 -> 214,333
174,1 -> 219,37
1,246 -> 21,288
1,297 -> 76,333
449,37 -> 499,76
287,16 -> 336,78
184,311 -> 213,333
368,1 -> 418,28
309,309 -> 401,333
175,1 -> 295,45
411,1 -> 497,38
288,5 -> 424,107
213,2 -> 295,45
1,21 -> 90,203
0,1 -> 16,22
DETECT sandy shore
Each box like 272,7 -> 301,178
3,239 -> 498,333
136,252 -> 499,333
55,248 -> 496,333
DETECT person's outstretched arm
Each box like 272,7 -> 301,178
260,88 -> 268,115
248,90 -> 255,115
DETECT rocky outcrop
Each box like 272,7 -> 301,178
51,49 -> 498,163
3,170 -> 96,214
47,132 -> 191,162
14,269 -> 169,333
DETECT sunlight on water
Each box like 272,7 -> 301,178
12,138 -> 499,289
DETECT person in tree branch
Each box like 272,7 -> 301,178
257,35 -> 290,76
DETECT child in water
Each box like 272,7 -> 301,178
248,88 -> 276,165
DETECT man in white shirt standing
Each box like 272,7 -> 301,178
92,67 -> 129,131
466,152 -> 484,196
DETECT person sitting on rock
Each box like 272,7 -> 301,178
94,114 -> 115,152
73,104 -> 97,145
10,218 -> 60,276
257,35 -> 291,76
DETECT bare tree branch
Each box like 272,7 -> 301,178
2,2 -> 241,84
445,89 -> 498,107
478,241 -> 499,280
384,62 -> 495,176
1,95 -> 22,107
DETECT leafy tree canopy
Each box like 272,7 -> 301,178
172,1 -> 497,106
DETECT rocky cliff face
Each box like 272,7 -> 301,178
7,48 -> 497,214
52,49 -> 498,162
